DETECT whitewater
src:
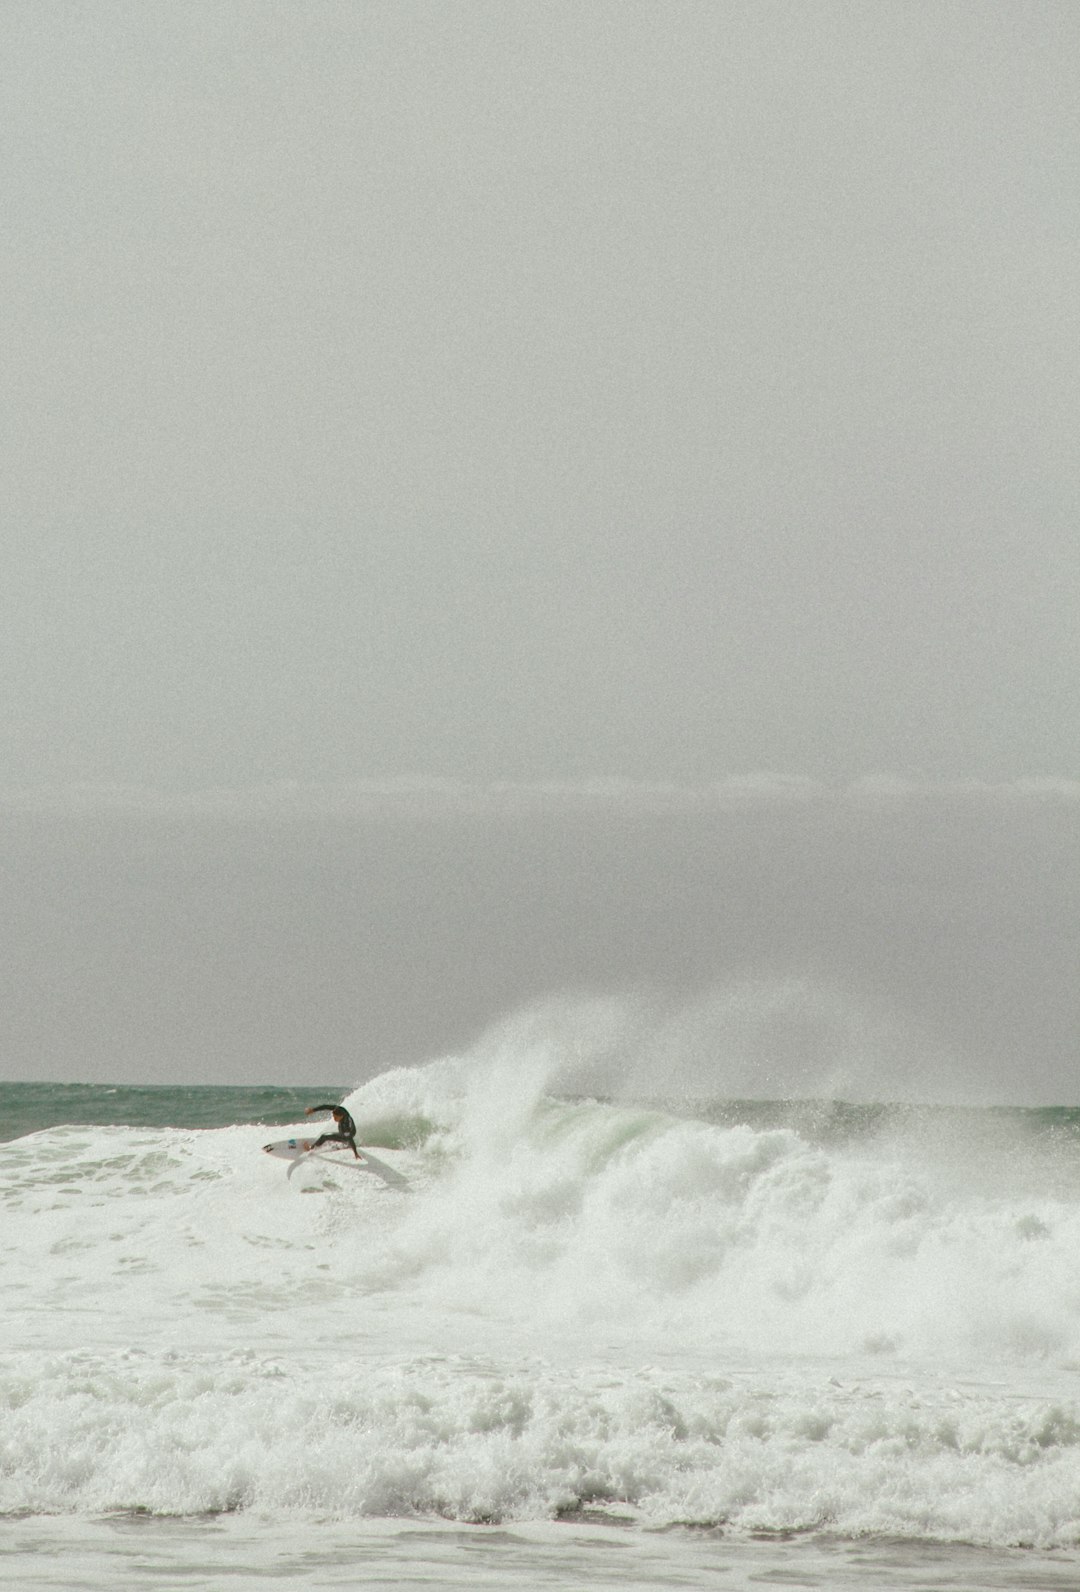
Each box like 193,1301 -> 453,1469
5,1048 -> 1080,1589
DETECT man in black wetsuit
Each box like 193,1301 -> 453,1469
304,1103 -> 361,1158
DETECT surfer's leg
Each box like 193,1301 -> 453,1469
312,1130 -> 355,1152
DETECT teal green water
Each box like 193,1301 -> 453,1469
4,1081 -> 1080,1153
0,1082 -> 345,1143
691,1094 -> 1080,1147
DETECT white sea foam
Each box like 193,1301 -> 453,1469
6,1343 -> 1080,1545
4,1054 -> 1080,1548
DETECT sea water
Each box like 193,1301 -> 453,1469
4,1060 -> 1080,1590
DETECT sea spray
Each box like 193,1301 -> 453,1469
342,1059 -> 1080,1364
4,1061 -> 1080,1546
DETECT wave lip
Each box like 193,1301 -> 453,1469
6,1073 -> 1080,1367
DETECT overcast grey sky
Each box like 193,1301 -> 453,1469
2,5 -> 1078,1095
3,0 -> 1078,791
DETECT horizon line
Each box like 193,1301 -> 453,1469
1,774 -> 1078,818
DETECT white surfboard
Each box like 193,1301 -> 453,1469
262,1137 -> 408,1189
263,1136 -> 320,1160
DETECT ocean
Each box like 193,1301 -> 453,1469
5,1062 -> 1080,1591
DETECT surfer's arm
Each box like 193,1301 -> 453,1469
305,1104 -> 338,1116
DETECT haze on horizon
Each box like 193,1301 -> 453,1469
1,4 -> 1077,1097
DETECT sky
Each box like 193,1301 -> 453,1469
1,3 -> 1078,1093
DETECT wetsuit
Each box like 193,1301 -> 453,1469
309,1104 -> 360,1157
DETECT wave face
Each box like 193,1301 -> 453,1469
5,1058 -> 1080,1544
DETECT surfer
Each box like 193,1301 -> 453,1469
304,1103 -> 361,1158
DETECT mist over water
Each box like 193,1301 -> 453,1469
3,784 -> 1077,1102
5,783 -> 1075,1586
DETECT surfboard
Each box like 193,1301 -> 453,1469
262,1137 -> 408,1190
263,1136 -> 320,1160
